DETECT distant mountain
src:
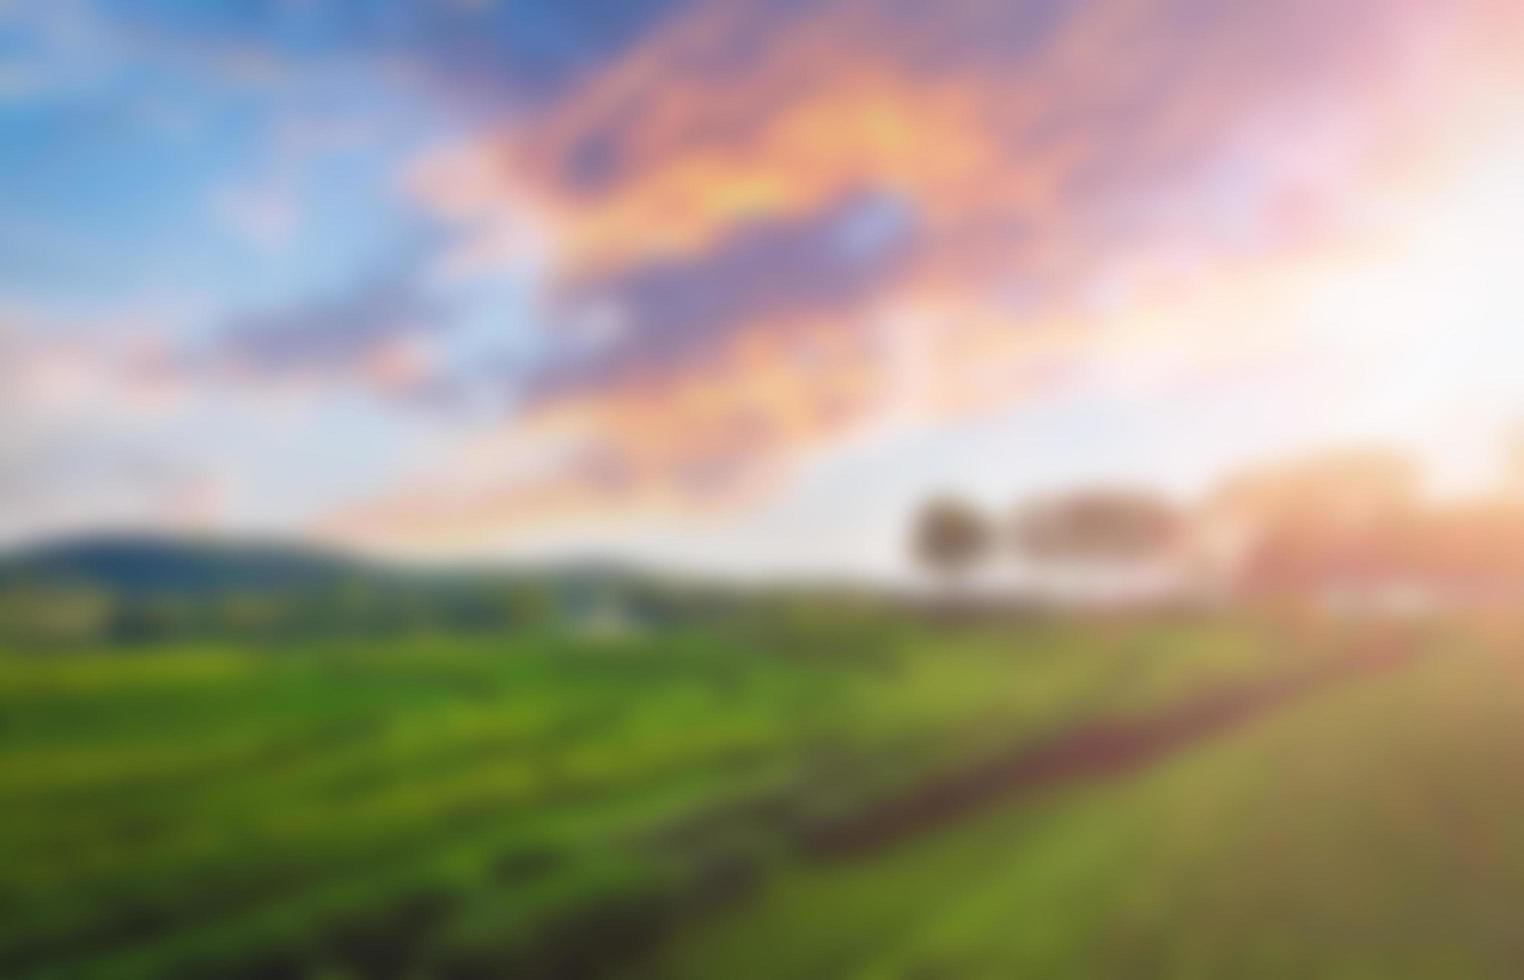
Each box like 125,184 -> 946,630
0,534 -> 839,643
0,534 -> 668,597
0,534 -> 363,597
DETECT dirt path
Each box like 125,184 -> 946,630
804,630 -> 1419,858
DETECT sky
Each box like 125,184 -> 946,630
2,0 -> 1522,578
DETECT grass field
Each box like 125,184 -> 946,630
1,611 -> 1519,978
640,623 -> 1524,979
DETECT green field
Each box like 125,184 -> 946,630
1,611 -> 1520,978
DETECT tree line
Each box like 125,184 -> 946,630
913,489 -> 1181,584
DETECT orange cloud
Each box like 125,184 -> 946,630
421,0 -> 1449,280
325,312 -> 887,546
340,0 -> 1524,550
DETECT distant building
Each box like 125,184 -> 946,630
561,581 -> 645,640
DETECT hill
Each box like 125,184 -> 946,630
0,534 -> 362,597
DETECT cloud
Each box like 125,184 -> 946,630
0,308 -> 188,422
530,189 -> 915,397
330,0 -> 1524,548
206,264 -> 450,394
0,296 -> 479,546
0,305 -> 224,543
419,0 -> 1409,279
322,308 -> 887,548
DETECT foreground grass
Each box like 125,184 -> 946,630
0,612 -> 1485,978
638,624 -> 1524,979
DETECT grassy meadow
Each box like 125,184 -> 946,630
1,607 -> 1521,978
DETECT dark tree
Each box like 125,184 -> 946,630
912,497 -> 992,584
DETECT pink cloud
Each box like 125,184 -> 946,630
330,0 -> 1524,549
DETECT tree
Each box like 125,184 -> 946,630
911,497 -> 992,585
1012,488 -> 1181,565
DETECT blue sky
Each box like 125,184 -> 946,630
2,0 -> 1522,576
